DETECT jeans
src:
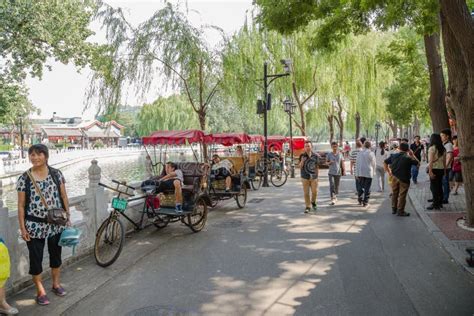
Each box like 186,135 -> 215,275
411,165 -> 419,183
442,173 -> 450,202
357,177 -> 372,204
355,177 -> 361,194
328,174 -> 341,199
375,166 -> 385,191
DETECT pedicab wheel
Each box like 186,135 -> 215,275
187,198 -> 208,232
94,216 -> 125,267
251,174 -> 263,190
153,214 -> 170,229
209,187 -> 219,208
235,186 -> 247,208
271,169 -> 288,187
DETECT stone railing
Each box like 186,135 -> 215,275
0,159 -> 146,294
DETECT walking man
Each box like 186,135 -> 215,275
384,142 -> 419,216
299,141 -> 319,213
355,141 -> 375,207
409,136 -> 424,184
327,142 -> 345,205
440,128 -> 453,204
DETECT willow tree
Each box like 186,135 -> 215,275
377,28 -> 430,137
88,2 -> 221,133
222,20 -> 321,137
137,95 -> 199,136
255,0 -> 449,133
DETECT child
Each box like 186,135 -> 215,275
0,237 -> 18,315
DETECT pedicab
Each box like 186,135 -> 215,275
93,129 -> 210,267
260,135 -> 289,187
247,134 -> 264,190
204,132 -> 251,208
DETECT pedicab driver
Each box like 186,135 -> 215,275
299,141 -> 319,213
211,154 -> 233,192
156,162 -> 184,213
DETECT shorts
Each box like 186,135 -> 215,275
157,179 -> 180,192
212,167 -> 231,180
26,233 -> 62,275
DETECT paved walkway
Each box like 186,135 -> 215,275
407,165 -> 474,274
9,170 -> 474,315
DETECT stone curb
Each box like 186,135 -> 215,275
407,188 -> 474,276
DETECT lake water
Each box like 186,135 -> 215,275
3,152 -> 188,210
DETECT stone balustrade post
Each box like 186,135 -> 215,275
86,160 -> 107,230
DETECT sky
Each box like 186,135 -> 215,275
26,0 -> 254,120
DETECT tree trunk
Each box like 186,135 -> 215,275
355,112 -> 361,140
413,116 -> 420,137
198,110 -> 208,160
440,0 -> 474,227
424,33 -> 450,132
327,115 -> 335,144
335,96 -> 344,146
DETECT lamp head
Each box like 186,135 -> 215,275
280,59 -> 292,74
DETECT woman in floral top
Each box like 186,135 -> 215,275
17,144 -> 70,306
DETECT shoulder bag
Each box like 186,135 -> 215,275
26,170 -> 68,226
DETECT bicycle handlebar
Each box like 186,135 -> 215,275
111,179 -> 136,190
98,182 -> 134,197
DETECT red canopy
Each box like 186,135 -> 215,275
249,134 -> 264,143
204,133 -> 251,146
142,130 -> 205,145
290,136 -> 307,150
267,135 -> 288,151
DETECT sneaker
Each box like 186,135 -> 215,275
442,200 -> 449,204
225,187 -> 230,192
36,295 -> 50,306
311,202 -> 317,211
397,212 -> 410,217
392,207 -> 397,214
52,286 -> 67,297
330,199 -> 336,206
427,199 -> 433,202
363,202 -> 368,207
175,204 -> 183,213
304,207 -> 311,214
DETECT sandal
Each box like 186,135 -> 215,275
0,306 -> 19,315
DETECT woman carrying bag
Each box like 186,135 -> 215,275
17,144 -> 70,306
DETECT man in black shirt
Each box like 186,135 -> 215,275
299,141 -> 319,213
409,136 -> 424,184
384,142 -> 419,217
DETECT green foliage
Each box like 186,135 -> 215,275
137,95 -> 199,136
93,139 -> 104,149
0,80 -> 37,125
0,0 -> 100,82
89,2 -> 222,128
377,28 -> 430,126
255,0 -> 440,51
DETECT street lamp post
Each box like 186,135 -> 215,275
283,97 -> 296,178
375,122 -> 381,146
261,60 -> 292,187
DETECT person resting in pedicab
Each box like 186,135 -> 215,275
267,144 -> 283,170
153,162 -> 184,213
210,154 -> 234,192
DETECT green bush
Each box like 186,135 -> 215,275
0,144 -> 12,151
93,139 -> 104,148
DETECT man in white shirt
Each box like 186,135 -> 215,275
355,141 -> 376,206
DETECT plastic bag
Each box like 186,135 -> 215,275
0,241 -> 11,281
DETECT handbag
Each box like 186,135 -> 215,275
26,170 -> 68,226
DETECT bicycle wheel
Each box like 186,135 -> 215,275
251,174 -> 263,190
271,168 -> 288,187
187,198 -> 208,232
94,215 -> 125,267
235,185 -> 247,208
153,214 -> 170,229
209,187 -> 219,207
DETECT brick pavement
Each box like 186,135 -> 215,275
407,164 -> 474,274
